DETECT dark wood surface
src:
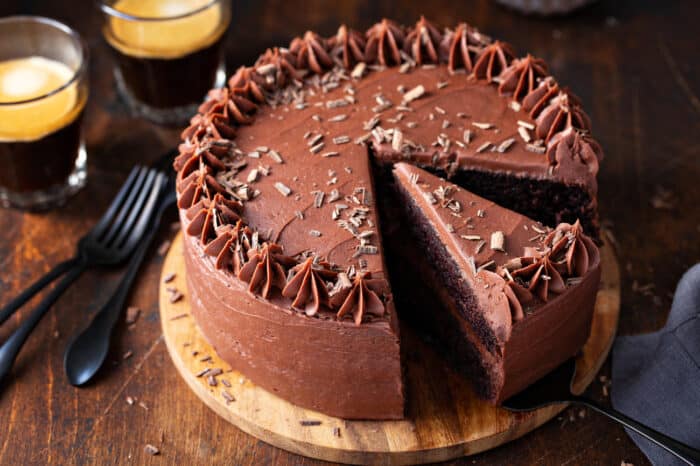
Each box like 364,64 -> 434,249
0,1 -> 697,464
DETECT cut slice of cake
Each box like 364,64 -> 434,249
391,162 -> 601,402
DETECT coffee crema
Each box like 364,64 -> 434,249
0,56 -> 85,141
102,0 -> 229,114
0,56 -> 86,193
104,0 -> 227,59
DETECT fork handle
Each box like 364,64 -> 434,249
0,257 -> 80,327
573,397 -> 700,465
0,262 -> 86,384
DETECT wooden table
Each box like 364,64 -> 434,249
0,1 -> 697,464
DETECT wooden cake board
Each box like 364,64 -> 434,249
160,232 -> 620,465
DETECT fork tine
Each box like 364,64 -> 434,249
118,172 -> 166,256
109,169 -> 159,249
90,166 -> 143,240
100,168 -> 152,246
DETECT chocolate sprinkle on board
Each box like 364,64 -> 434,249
157,240 -> 171,256
222,390 -> 236,403
169,312 -> 188,320
144,444 -> 160,456
300,420 -> 322,426
125,306 -> 141,324
168,291 -> 184,304
195,368 -> 210,378
163,273 -> 176,284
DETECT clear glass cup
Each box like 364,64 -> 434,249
0,16 -> 88,210
99,0 -> 231,125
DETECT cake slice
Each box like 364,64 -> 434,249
391,162 -> 601,402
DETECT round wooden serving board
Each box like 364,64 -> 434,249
159,232 -> 620,465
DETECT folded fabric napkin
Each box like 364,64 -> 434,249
612,263 -> 700,465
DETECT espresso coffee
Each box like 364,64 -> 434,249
103,0 -> 230,110
0,57 -> 86,193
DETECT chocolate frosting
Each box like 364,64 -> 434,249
238,242 -> 290,299
254,47 -> 299,89
365,19 -> 405,66
328,25 -> 366,69
535,91 -> 591,143
498,54 -> 549,101
289,31 -> 333,74
404,16 -> 443,65
473,41 -> 515,82
441,22 -> 491,73
333,272 -> 389,326
282,257 -> 336,316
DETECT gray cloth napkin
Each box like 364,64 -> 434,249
612,263 -> 700,465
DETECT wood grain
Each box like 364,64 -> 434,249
158,233 -> 620,465
0,1 -> 698,464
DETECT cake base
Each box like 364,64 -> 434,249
159,232 -> 620,465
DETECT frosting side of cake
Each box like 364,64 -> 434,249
182,217 -> 405,419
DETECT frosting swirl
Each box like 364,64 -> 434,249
473,40 -> 515,82
289,31 -> 334,74
365,19 -> 405,66
328,25 -> 366,69
522,76 -> 559,119
332,272 -> 388,325
199,87 -> 256,126
282,257 -> 337,316
228,66 -> 266,103
499,220 -> 593,315
498,55 -> 549,101
547,127 -> 603,176
254,47 -> 300,89
238,243 -> 291,299
535,91 -> 591,143
545,219 -> 590,277
203,220 -> 254,274
404,16 -> 443,65
441,23 -> 490,73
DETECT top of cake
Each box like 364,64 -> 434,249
173,16 -> 603,328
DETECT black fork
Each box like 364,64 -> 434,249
64,151 -> 178,386
0,165 -> 166,384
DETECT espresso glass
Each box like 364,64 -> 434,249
0,16 -> 88,210
99,0 -> 231,125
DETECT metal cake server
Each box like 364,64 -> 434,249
502,358 -> 700,465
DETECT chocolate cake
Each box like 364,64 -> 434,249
173,17 -> 603,419
391,163 -> 600,402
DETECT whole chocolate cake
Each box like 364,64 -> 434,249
173,17 -> 603,420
